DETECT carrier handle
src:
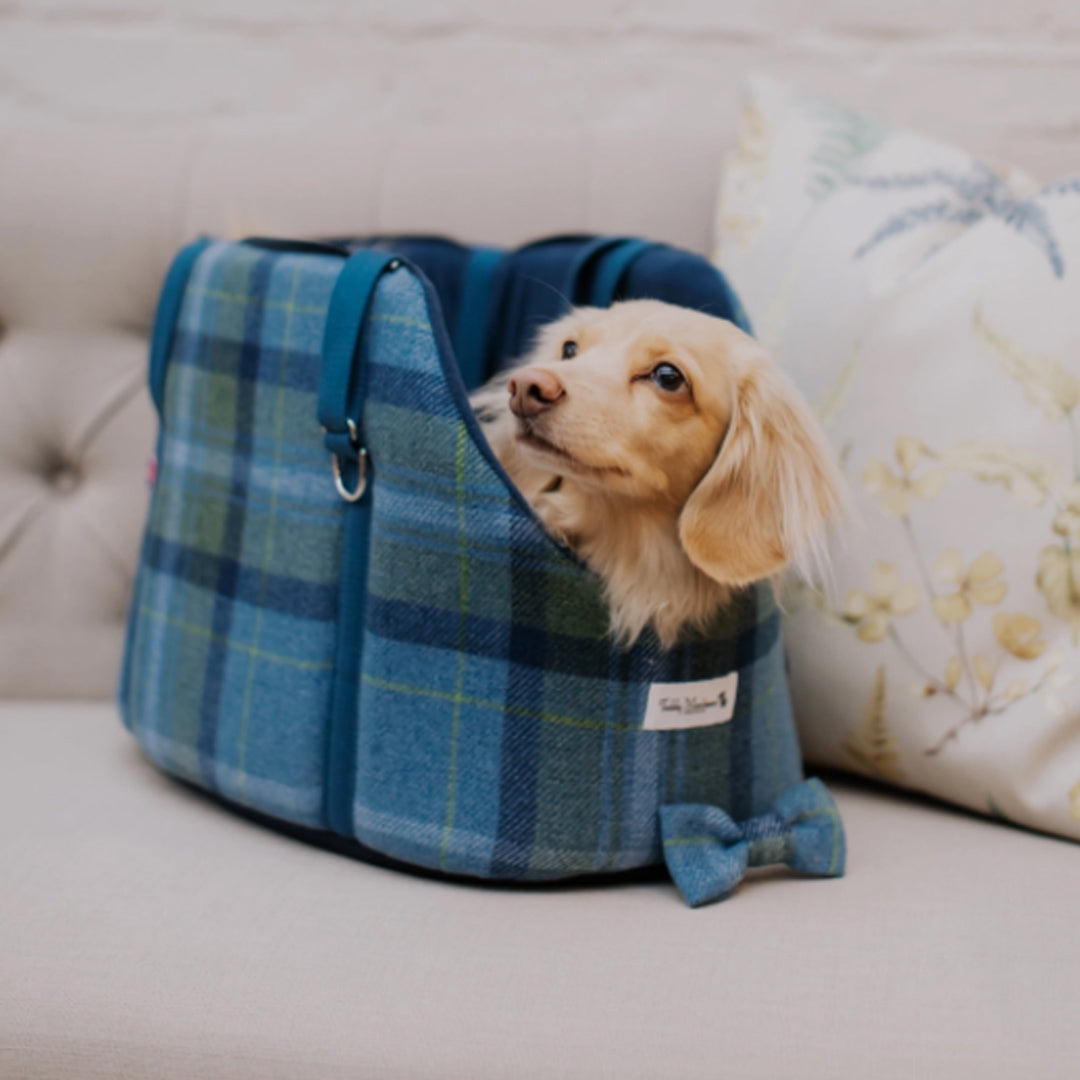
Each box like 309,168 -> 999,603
588,239 -> 657,308
563,236 -> 660,309
452,245 -> 504,391
148,237 -> 213,416
318,247 -> 401,837
317,250 -> 402,499
562,236 -> 626,306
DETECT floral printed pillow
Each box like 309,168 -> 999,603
715,76 -> 1080,841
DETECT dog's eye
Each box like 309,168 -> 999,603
650,363 -> 686,393
561,340 -> 578,360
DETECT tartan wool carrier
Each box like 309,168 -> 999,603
119,235 -> 845,906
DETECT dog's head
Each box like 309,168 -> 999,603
505,299 -> 841,586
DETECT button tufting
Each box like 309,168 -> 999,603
44,457 -> 81,495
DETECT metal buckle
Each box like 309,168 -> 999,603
330,418 -> 367,503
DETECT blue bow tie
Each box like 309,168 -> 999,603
659,778 -> 845,907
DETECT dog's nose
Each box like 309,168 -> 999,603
507,368 -> 566,418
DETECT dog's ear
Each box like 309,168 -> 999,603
678,348 -> 841,587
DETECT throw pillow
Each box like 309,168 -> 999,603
715,76 -> 1080,841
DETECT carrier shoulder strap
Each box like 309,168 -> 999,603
588,238 -> 657,308
318,248 -> 400,837
562,236 -> 661,309
452,245 -> 504,391
318,249 -> 399,453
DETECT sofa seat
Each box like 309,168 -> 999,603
2,703 -> 1078,1079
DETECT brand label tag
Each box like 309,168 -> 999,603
642,673 -> 739,731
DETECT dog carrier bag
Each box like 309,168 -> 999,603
119,234 -> 845,907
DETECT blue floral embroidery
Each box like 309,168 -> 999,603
1041,176 -> 1080,197
849,164 -> 1067,277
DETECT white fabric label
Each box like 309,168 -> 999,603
642,673 -> 739,731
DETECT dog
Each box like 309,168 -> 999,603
470,300 -> 842,648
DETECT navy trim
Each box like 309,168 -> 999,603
148,237 -> 212,416
171,773 -> 666,887
319,250 -> 401,837
324,502 -> 369,835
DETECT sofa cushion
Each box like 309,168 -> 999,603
3,703 -> 1079,1079
715,77 -> 1080,843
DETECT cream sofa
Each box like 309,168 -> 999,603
3,125 -> 1079,1079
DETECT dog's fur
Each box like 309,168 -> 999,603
471,300 -> 842,648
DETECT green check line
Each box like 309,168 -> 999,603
196,287 -> 327,315
359,672 -> 639,733
138,605 -> 333,672
662,835 -> 718,847
439,422 -> 470,870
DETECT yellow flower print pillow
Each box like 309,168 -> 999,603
715,76 -> 1080,841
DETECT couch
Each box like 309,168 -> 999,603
3,121 -> 1079,1078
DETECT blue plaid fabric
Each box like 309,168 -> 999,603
120,238 -> 811,883
121,243 -> 346,825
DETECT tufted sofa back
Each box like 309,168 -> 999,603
0,126 -> 724,698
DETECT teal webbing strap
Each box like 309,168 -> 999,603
451,245 -> 504,391
318,248 -> 400,837
317,249 -> 399,445
148,237 -> 212,416
589,239 -> 657,308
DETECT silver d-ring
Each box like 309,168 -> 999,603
332,447 -> 367,502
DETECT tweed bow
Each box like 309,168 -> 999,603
659,778 -> 845,907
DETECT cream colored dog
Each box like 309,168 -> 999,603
471,300 -> 842,648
